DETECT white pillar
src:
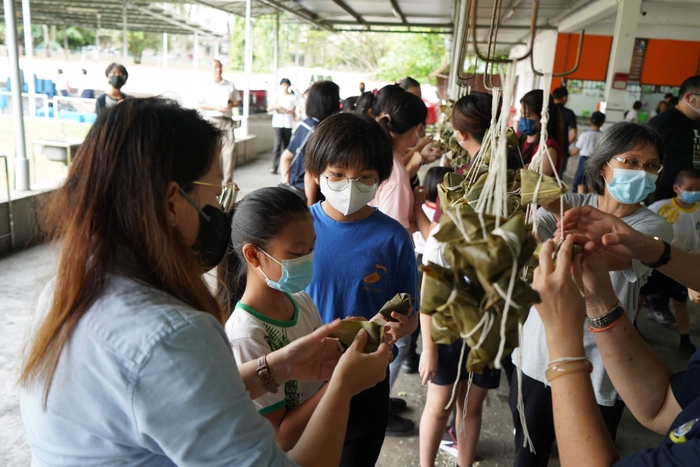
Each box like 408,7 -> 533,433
273,14 -> 279,76
193,32 -> 199,71
22,0 -> 33,59
447,0 -> 468,100
4,0 -> 30,190
122,2 -> 128,62
603,0 -> 642,123
162,33 -> 168,68
63,26 -> 69,61
22,0 -> 37,117
242,0 -> 253,137
96,14 -> 101,55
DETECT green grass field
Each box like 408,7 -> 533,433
0,117 -> 91,194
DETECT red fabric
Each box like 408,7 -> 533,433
520,138 -> 562,174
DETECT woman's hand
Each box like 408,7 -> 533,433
580,241 -> 619,318
419,346 -> 438,385
278,320 -> 345,383
531,236 -> 587,359
333,330 -> 391,397
559,206 -> 660,263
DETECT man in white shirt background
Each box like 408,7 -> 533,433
198,59 -> 241,184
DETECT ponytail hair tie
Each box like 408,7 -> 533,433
372,88 -> 378,97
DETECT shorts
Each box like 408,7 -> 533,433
640,269 -> 688,303
572,155 -> 588,189
432,339 -> 501,389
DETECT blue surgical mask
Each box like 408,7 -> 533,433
679,189 -> 700,205
518,116 -> 538,136
259,250 -> 314,293
605,164 -> 658,205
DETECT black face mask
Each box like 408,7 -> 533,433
192,205 -> 231,271
108,75 -> 126,89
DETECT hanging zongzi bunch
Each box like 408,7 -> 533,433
421,208 -> 540,372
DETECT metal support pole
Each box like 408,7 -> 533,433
22,0 -> 33,59
273,14 -> 279,76
4,0 -> 30,190
63,26 -> 69,61
96,14 -> 101,55
122,2 -> 128,62
162,32 -> 168,68
193,32 -> 199,71
242,0 -> 253,137
22,0 -> 37,117
447,0 -> 468,100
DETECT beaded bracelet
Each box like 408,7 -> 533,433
545,357 -> 593,384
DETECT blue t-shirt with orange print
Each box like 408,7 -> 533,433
307,202 -> 420,324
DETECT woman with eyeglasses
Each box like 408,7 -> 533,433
509,121 -> 674,466
19,98 -> 390,466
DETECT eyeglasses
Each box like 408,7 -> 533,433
611,156 -> 663,175
322,172 -> 378,193
192,181 -> 239,213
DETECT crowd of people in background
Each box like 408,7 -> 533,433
17,65 -> 700,467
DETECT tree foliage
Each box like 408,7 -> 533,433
228,15 -> 447,83
127,31 -> 161,57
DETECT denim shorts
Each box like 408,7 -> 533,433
432,339 -> 501,389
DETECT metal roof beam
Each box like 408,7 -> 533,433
255,0 -> 335,32
389,0 -> 407,24
125,1 -> 220,38
331,0 -> 366,26
329,20 -> 549,30
557,0 -> 617,33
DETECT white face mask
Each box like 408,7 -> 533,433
320,176 -> 376,215
691,102 -> 700,116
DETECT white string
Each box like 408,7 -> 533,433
524,72 -> 568,234
445,339 -> 469,409
516,323 -> 536,454
459,372 -> 474,436
491,226 -> 521,368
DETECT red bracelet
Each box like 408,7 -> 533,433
587,313 -> 625,333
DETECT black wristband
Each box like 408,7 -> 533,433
587,303 -> 625,329
641,238 -> 671,269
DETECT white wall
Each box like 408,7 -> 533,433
511,30 -> 558,119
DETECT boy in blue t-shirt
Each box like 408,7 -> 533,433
304,112 -> 420,465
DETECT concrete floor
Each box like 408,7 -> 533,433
1,148 -> 697,466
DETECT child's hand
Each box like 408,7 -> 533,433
419,346 -> 438,385
380,311 -> 410,345
689,288 -> 700,303
413,186 -> 428,207
420,138 -> 442,163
